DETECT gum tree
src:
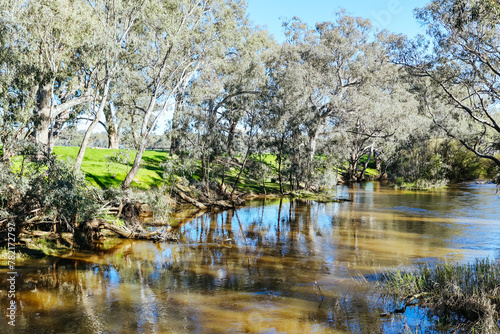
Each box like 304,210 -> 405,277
396,0 -> 500,169
74,0 -> 144,171
122,0 -> 247,189
1,0 -> 101,153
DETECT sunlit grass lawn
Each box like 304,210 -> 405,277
51,147 -> 378,191
53,147 -> 284,191
53,147 -> 168,189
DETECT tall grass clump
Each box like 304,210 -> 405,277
380,259 -> 500,333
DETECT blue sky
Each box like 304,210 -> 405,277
245,0 -> 431,42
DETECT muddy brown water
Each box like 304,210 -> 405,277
1,182 -> 499,333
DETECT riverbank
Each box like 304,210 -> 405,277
2,146 -> 494,256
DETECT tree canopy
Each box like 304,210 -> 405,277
0,0 -> 498,192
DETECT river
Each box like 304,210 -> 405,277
1,182 -> 499,333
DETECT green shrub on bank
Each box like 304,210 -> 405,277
1,142 -> 100,234
394,178 -> 448,190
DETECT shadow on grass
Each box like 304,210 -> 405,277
140,163 -> 165,179
86,172 -> 121,189
142,152 -> 168,167
224,173 -> 286,194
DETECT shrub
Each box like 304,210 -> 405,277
0,142 -> 100,235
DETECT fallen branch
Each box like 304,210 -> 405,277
173,187 -> 207,210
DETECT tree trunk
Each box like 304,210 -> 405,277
201,153 -> 207,183
227,120 -> 237,157
108,130 -> 119,150
74,112 -> 102,171
359,144 -> 374,181
123,139 -> 147,189
105,103 -> 120,149
221,120 -> 237,190
170,92 -> 184,154
230,148 -> 250,198
277,153 -> 283,194
374,151 -> 381,174
379,158 -> 392,181
306,129 -> 319,189
34,82 -> 53,150
348,152 -> 359,182
75,78 -> 111,171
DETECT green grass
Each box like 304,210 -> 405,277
224,172 -> 288,194
10,146 -> 382,193
53,147 -> 168,189
52,147 -> 285,192
51,147 -> 348,193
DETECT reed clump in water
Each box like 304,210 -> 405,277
380,259 -> 500,333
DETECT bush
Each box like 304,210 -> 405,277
314,167 -> 338,191
440,141 -> 496,182
133,186 -> 171,224
388,138 -> 496,187
0,142 -> 100,235
161,153 -> 198,185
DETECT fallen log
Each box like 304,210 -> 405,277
173,187 -> 207,210
212,200 -> 234,209
89,219 -> 175,241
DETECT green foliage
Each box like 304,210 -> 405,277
0,142 -> 100,232
105,150 -> 132,165
440,140 -> 497,182
133,186 -> 172,224
161,154 -> 198,185
246,155 -> 274,184
390,138 -> 497,189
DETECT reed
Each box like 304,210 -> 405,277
380,259 -> 500,333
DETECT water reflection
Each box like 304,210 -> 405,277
1,182 -> 499,333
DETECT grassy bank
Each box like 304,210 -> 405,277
52,146 -> 379,193
380,259 -> 500,333
53,147 -> 167,189
52,147 -> 288,192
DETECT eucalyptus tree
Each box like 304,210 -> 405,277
185,27 -> 271,191
0,0 -> 106,153
339,61 -> 420,181
0,7 -> 32,160
121,0 -> 247,189
264,13 -> 415,186
73,0 -> 144,171
394,0 -> 500,170
262,42 -> 309,192
269,14 -> 379,185
299,13 -> 376,179
102,101 -> 122,149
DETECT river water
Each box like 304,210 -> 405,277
1,182 -> 499,333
